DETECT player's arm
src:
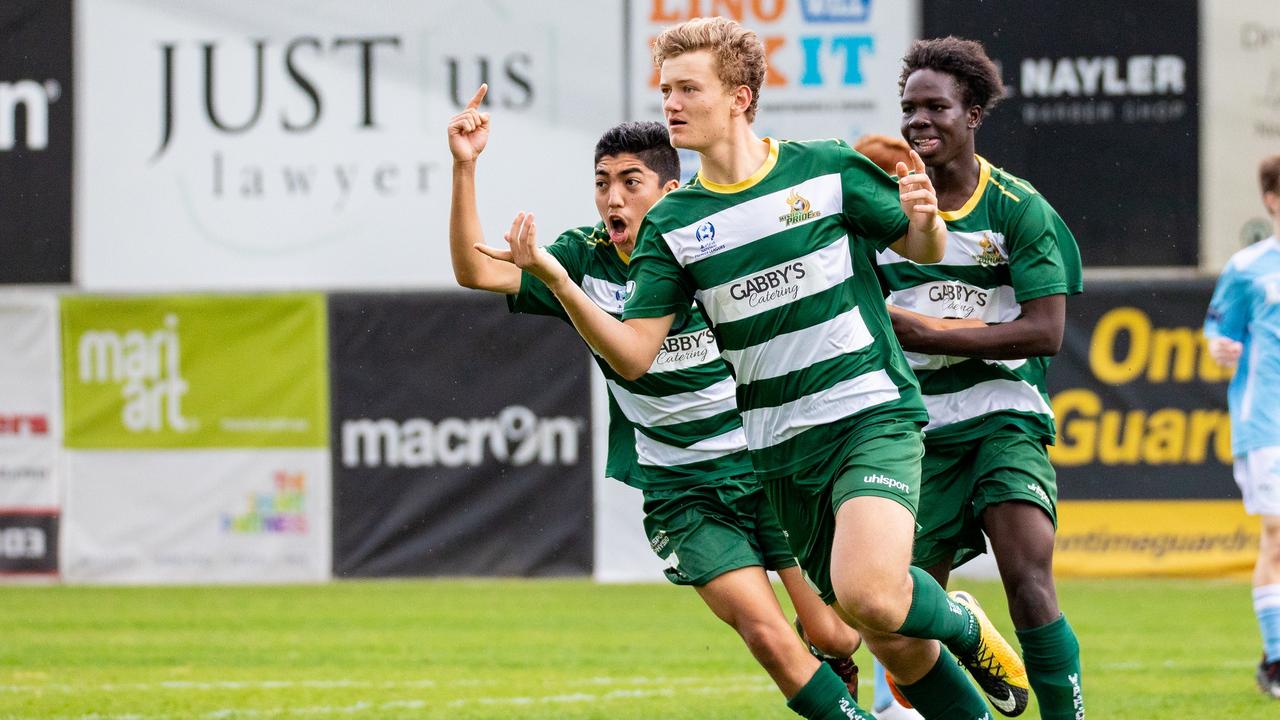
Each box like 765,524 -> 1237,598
447,84 -> 522,294
476,212 -> 673,380
1204,263 -> 1249,367
889,149 -> 946,264
891,295 -> 1064,358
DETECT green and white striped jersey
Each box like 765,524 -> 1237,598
623,138 -> 928,479
509,223 -> 753,491
874,155 -> 1083,445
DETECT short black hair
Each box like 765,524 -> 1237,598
593,121 -> 680,185
900,36 -> 1005,114
1262,155 -> 1280,196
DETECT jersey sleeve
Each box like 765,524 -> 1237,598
1205,263 -> 1250,342
837,141 -> 911,251
621,217 -> 693,322
506,229 -> 588,320
1006,195 -> 1081,303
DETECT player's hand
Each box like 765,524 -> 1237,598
447,84 -> 491,164
1208,336 -> 1243,368
896,149 -> 938,229
474,212 -> 569,288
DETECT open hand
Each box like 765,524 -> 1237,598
446,84 -> 491,163
474,212 -> 569,288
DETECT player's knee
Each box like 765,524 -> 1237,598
735,618 -> 796,670
804,615 -> 860,658
834,582 -> 906,634
1003,568 -> 1058,625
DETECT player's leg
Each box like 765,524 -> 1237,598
696,567 -> 874,718
644,485 -> 874,719
976,431 -> 1081,719
826,420 -> 1002,718
1238,448 -> 1280,698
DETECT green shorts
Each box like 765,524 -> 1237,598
912,427 -> 1058,570
642,475 -> 798,587
761,418 -> 925,604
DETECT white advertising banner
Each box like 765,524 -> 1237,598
62,450 -> 330,584
78,0 -> 623,290
1201,2 -> 1280,271
628,0 -> 917,179
0,293 -> 61,510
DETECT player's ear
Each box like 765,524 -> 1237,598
730,85 -> 753,117
662,179 -> 680,194
967,105 -> 983,130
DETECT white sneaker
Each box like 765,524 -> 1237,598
874,698 -> 925,720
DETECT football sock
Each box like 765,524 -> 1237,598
895,646 -> 993,719
787,662 -> 875,720
1017,614 -> 1084,720
895,566 -> 980,654
1254,584 -> 1280,663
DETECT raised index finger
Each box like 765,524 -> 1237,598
909,148 -> 927,175
467,83 -> 488,110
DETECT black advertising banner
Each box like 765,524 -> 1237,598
0,512 -> 57,576
923,0 -> 1199,266
1048,279 -> 1234,499
330,292 -> 593,577
0,1 -> 72,283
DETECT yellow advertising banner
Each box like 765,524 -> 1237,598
1055,500 -> 1259,579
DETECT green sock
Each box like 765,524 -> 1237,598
896,647 -> 994,719
895,566 -> 980,654
786,662 -> 875,720
1017,614 -> 1084,720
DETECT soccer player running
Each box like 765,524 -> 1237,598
1204,154 -> 1280,700
448,86 -> 868,718
477,18 -> 1025,720
875,38 -> 1085,720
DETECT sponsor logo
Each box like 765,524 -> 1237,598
76,314 -> 195,433
1026,482 -> 1052,506
800,0 -> 872,23
1017,54 -> 1189,126
222,470 -> 308,534
862,473 -> 910,493
655,329 -> 717,369
728,262 -> 807,307
0,79 -> 61,152
0,415 -> 49,437
778,189 -> 822,226
342,405 -> 583,468
990,690 -> 1018,714
649,530 -> 669,553
1069,672 -> 1084,719
691,221 -> 726,258
926,282 -> 989,319
970,234 -> 1007,267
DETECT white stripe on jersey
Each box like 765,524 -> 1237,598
722,307 -> 873,384
665,173 -> 843,267
696,235 -> 853,325
921,378 -> 1052,432
877,229 -> 1009,268
885,283 -> 1021,324
580,274 -> 628,315
606,377 -> 738,428
740,369 -> 899,450
635,426 -> 747,467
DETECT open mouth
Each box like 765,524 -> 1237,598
668,118 -> 687,130
911,136 -> 940,153
608,216 -> 628,244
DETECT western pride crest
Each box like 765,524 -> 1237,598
971,233 -> 1007,267
779,189 -> 821,227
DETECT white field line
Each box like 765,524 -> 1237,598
46,681 -> 780,720
0,673 -> 765,695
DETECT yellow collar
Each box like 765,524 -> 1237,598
696,137 -> 779,194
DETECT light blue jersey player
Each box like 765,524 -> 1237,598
1204,153 -> 1280,700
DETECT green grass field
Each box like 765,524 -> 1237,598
0,577 -> 1269,719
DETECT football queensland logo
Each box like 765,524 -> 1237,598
971,233 -> 1007,267
779,189 -> 822,227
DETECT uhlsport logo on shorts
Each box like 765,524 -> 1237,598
1026,482 -> 1051,505
862,473 -> 910,493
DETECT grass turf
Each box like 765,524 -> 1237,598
0,577 -> 1269,718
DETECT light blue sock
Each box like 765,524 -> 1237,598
1254,584 -> 1280,662
872,659 -> 891,712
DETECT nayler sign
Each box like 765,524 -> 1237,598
77,0 -> 622,290
0,0 -> 73,283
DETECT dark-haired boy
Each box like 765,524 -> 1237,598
877,36 -> 1084,719
447,84 -> 866,719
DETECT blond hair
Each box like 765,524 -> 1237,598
651,17 -> 766,122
